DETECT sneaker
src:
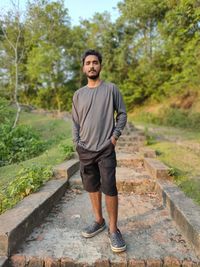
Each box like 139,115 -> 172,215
81,219 -> 106,238
108,229 -> 126,252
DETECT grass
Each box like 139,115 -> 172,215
19,112 -> 72,146
131,118 -> 200,142
129,116 -> 200,205
0,111 -> 73,189
150,142 -> 200,205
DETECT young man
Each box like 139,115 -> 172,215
72,49 -> 127,253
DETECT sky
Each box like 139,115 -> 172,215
1,0 -> 120,26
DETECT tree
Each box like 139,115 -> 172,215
24,0 -> 71,111
0,1 -> 25,127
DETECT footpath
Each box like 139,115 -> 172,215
0,123 -> 200,266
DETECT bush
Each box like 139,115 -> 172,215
59,143 -> 74,160
0,124 -> 47,166
0,97 -> 15,124
0,164 -> 53,214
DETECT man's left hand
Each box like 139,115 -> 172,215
111,136 -> 117,146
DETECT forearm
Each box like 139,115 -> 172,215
113,111 -> 127,139
72,121 -> 80,145
72,96 -> 80,145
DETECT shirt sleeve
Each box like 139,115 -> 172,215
71,93 -> 80,145
112,85 -> 127,139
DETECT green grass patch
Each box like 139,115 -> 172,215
129,114 -> 200,205
0,164 -> 53,214
148,141 -> 200,205
0,111 -> 74,213
132,120 -> 200,142
19,112 -> 72,147
130,108 -> 200,131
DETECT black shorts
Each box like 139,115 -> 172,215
76,142 -> 117,196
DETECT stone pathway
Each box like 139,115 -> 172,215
9,124 -> 200,266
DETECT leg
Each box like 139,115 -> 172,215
105,194 -> 118,233
82,191 -> 106,238
89,191 -> 104,224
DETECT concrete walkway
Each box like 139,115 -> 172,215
5,124 -> 200,266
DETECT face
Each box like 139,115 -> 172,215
83,55 -> 101,80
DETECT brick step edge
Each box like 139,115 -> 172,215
156,179 -> 200,258
144,157 -> 170,179
0,160 -> 79,257
9,254 -> 200,267
53,158 -> 79,179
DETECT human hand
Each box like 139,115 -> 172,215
111,136 -> 117,146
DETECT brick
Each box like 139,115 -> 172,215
182,260 -> 200,267
27,256 -> 44,267
111,260 -> 127,267
74,262 -> 91,267
95,259 -> 110,267
10,255 -> 26,267
146,258 -> 162,266
45,257 -> 60,267
128,259 -> 145,267
61,257 -> 75,267
163,256 -> 181,267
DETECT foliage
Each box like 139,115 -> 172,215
59,143 -> 74,160
0,124 -> 47,166
134,107 -> 200,130
0,97 -> 15,124
144,126 -> 157,145
0,164 -> 53,214
0,0 -> 200,111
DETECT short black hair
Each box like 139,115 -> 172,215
82,49 -> 102,65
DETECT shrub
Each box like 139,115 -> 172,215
59,143 -> 74,160
0,124 -> 47,166
0,97 -> 15,124
0,164 -> 53,214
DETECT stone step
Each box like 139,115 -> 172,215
116,145 -> 140,153
117,140 -> 145,147
9,255 -> 200,266
53,159 -> 79,179
139,147 -> 156,158
116,167 -> 155,193
68,167 -> 155,194
117,152 -> 144,168
144,157 -> 170,179
11,191 -> 199,266
120,135 -> 146,142
0,178 -> 71,257
156,179 -> 200,258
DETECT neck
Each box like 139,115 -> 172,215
87,78 -> 101,88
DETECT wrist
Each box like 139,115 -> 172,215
113,135 -> 119,141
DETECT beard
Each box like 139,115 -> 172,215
87,70 -> 100,80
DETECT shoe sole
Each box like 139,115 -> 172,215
81,224 -> 106,238
109,239 -> 127,253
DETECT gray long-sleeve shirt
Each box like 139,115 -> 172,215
72,81 -> 127,152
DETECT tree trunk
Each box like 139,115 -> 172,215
12,49 -> 21,128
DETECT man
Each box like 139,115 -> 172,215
72,49 -> 127,253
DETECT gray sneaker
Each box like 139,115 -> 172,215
108,229 -> 126,252
82,219 -> 106,238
